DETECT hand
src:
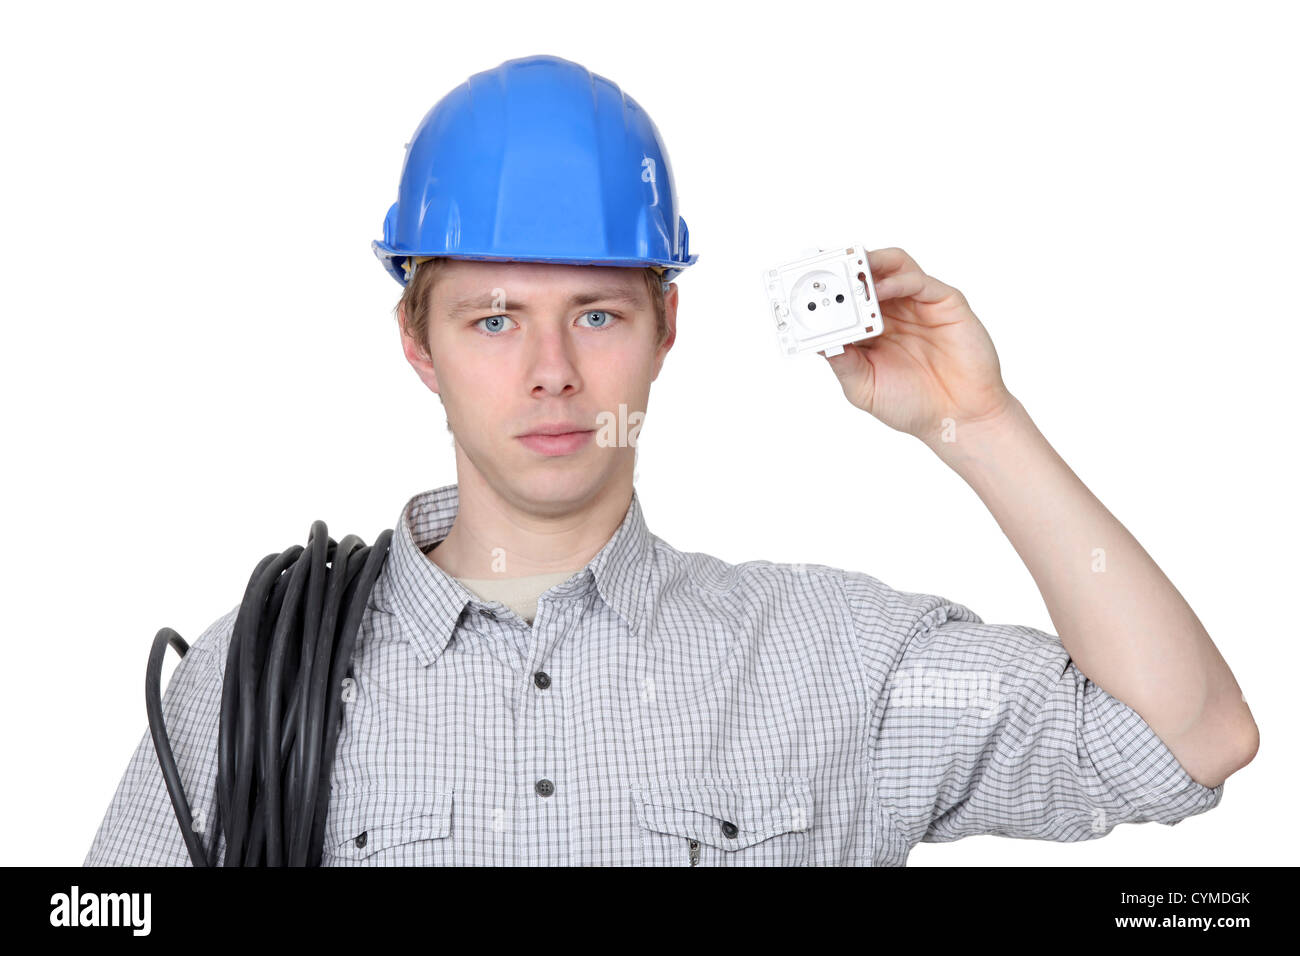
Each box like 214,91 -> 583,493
823,247 -> 1016,445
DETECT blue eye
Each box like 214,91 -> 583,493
475,315 -> 516,335
578,310 -> 617,329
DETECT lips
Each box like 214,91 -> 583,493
521,423 -> 590,437
517,429 -> 595,457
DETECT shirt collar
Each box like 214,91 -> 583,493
376,482 -> 653,667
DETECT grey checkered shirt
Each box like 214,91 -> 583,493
85,482 -> 1224,866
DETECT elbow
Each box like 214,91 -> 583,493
1224,700 -> 1260,775
1185,709 -> 1259,789
1232,716 -> 1260,772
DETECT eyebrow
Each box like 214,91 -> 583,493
445,286 -> 646,318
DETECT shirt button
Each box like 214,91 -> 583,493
720,820 -> 739,839
535,778 -> 555,798
355,830 -> 368,848
533,671 -> 551,689
479,607 -> 497,620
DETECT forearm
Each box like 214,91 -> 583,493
924,394 -> 1258,787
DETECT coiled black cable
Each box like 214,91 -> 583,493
145,521 -> 393,866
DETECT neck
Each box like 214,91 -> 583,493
425,455 -> 633,580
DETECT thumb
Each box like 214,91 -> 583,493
823,342 -> 871,381
823,343 -> 875,409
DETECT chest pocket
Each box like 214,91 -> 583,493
631,777 -> 813,866
320,787 -> 455,866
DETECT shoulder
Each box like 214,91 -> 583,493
838,567 -> 984,641
179,602 -> 242,676
648,536 -> 838,600
648,537 -> 955,630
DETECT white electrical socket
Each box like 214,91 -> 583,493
760,244 -> 882,357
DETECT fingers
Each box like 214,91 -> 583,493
866,247 -> 966,308
866,247 -> 921,279
874,269 -> 964,306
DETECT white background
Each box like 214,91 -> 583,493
2,0 -> 1293,866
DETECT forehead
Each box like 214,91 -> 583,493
434,259 -> 647,299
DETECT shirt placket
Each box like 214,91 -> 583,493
507,596 -> 574,866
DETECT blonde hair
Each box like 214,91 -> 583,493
396,258 -> 670,359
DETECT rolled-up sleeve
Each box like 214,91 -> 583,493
84,605 -> 238,866
843,570 -> 1224,853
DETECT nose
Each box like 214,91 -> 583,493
527,322 -> 583,397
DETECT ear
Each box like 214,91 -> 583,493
651,282 -> 678,382
399,301 -> 442,396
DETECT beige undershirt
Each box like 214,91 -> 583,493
456,570 -> 580,625
425,544 -> 580,625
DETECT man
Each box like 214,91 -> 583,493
85,54 -> 1257,867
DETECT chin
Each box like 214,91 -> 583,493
505,455 -> 612,502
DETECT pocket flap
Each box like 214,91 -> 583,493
325,787 -> 455,861
631,777 -> 812,850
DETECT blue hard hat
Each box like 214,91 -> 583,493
372,54 -> 698,288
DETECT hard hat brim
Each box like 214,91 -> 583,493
372,240 -> 697,288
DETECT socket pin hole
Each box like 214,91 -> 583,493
806,301 -> 816,311
835,294 -> 844,303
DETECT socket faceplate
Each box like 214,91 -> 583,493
761,245 -> 882,357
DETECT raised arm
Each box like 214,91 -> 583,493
826,247 -> 1258,789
